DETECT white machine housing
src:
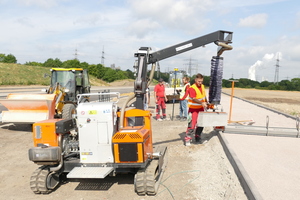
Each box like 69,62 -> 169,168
76,101 -> 118,164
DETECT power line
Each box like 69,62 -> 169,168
101,46 -> 105,66
183,56 -> 197,76
274,57 -> 280,84
74,48 -> 78,60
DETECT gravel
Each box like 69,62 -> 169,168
0,92 -> 249,200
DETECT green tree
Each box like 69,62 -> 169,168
0,54 -> 5,62
278,80 -> 294,91
222,79 -> 232,88
25,61 -> 43,66
80,62 -> 89,69
291,78 -> 300,91
152,71 -> 169,82
267,84 -> 280,90
62,59 -> 81,68
203,75 -> 210,86
3,54 -> 17,63
126,69 -> 135,79
88,64 -> 106,79
102,68 -> 119,82
259,80 -> 272,88
44,58 -> 62,68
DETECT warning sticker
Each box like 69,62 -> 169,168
88,110 -> 97,115
81,152 -> 93,155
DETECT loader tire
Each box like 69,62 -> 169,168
62,104 -> 76,119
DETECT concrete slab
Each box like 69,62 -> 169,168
220,93 -> 300,200
223,133 -> 300,200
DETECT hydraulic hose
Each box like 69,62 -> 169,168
119,63 -> 156,129
148,63 -> 156,87
119,94 -> 136,129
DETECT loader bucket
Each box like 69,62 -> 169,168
0,94 -> 56,124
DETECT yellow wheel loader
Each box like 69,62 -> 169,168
0,68 -> 90,124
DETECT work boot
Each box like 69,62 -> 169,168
195,134 -> 201,143
186,129 -> 194,137
184,136 -> 192,146
163,116 -> 170,121
180,117 -> 187,122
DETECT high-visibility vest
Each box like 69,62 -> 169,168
180,83 -> 190,99
187,84 -> 206,109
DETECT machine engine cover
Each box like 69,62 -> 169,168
28,146 -> 61,162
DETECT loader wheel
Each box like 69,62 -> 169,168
62,104 -> 76,119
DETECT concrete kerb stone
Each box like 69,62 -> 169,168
218,131 -> 263,200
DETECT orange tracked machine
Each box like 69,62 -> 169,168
28,30 -> 233,195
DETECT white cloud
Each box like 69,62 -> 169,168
238,13 -> 268,28
263,53 -> 274,61
296,11 -> 300,28
16,0 -> 59,8
0,0 -> 299,82
126,19 -> 161,38
127,0 -> 213,37
219,0 -> 287,8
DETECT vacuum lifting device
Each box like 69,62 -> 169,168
28,30 -> 233,195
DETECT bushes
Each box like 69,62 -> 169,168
0,54 -> 17,63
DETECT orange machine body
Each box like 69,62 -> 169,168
113,109 -> 153,164
32,119 -> 63,147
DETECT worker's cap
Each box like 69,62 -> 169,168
159,78 -> 164,82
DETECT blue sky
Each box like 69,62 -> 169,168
1,0 -> 300,82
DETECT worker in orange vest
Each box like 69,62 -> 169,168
185,73 -> 208,144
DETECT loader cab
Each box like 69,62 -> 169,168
168,70 -> 185,88
50,68 -> 90,101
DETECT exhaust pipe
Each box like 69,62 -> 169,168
50,134 -> 63,172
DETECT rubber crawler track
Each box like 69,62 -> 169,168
30,166 -> 52,194
134,160 -> 159,196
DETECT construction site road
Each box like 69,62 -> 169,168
0,86 -> 137,99
1,86 -> 299,199
0,85 -> 247,200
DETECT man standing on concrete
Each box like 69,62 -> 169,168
178,76 -> 190,121
186,73 -> 208,143
154,78 -> 169,121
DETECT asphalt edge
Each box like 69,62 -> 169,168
218,132 -> 264,200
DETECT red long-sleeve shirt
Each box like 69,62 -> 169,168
179,84 -> 190,100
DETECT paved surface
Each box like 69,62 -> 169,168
220,93 -> 300,200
